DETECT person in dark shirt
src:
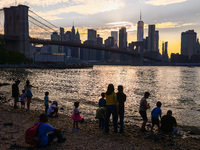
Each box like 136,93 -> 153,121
12,80 -> 20,109
161,110 -> 178,140
116,85 -> 126,133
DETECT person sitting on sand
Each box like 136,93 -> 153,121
47,101 -> 58,118
160,110 -> 178,140
37,113 -> 66,147
151,101 -> 162,132
12,80 -> 20,109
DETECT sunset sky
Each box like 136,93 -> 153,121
1,0 -> 200,56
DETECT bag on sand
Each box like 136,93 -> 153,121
25,122 -> 44,145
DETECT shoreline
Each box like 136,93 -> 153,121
0,101 -> 200,149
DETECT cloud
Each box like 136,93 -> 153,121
156,22 -> 195,28
144,0 -> 187,6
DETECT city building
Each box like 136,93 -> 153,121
181,30 -> 197,59
111,31 -> 118,46
119,27 -> 127,50
162,41 -> 169,62
51,32 -> 60,53
88,29 -> 97,41
147,24 -> 155,52
137,12 -> 144,42
155,30 -> 159,52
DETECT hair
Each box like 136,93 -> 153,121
39,113 -> 47,121
106,84 -> 114,95
53,101 -> 58,106
74,102 -> 79,108
22,90 -> 25,93
144,92 -> 150,97
118,85 -> 123,92
167,110 -> 172,115
156,101 -> 162,107
15,80 -> 20,83
101,92 -> 105,98
26,80 -> 30,87
45,91 -> 49,96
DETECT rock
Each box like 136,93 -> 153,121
3,123 -> 13,126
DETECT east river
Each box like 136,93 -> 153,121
0,66 -> 200,128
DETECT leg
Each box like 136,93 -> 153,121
105,106 -> 112,133
112,106 -> 118,133
141,121 -> 147,131
14,97 -> 19,108
139,111 -> 148,131
119,110 -> 124,132
27,97 -> 31,110
75,122 -> 78,129
99,118 -> 102,129
48,132 -> 64,144
73,120 -> 75,128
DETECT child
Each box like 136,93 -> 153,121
71,102 -> 82,130
151,101 -> 162,132
44,92 -> 49,114
139,92 -> 150,132
47,101 -> 58,117
20,90 -> 26,109
116,85 -> 126,133
96,93 -> 106,130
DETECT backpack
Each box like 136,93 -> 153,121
25,122 -> 44,145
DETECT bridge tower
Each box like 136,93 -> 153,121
4,5 -> 30,58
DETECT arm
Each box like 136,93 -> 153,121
30,85 -> 38,89
53,128 -> 61,133
143,100 -> 149,110
114,96 -> 119,112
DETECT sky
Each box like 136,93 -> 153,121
1,0 -> 200,56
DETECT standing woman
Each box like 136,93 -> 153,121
105,84 -> 119,134
24,80 -> 38,111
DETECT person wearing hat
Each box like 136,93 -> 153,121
12,80 -> 20,109
47,101 -> 58,117
37,113 -> 66,147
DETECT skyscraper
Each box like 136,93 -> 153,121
51,32 -> 60,53
111,31 -> 118,46
137,12 -> 144,42
119,27 -> 127,50
147,25 -> 155,52
155,30 -> 159,52
181,30 -> 197,59
88,29 -> 97,41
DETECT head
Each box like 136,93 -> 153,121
101,92 -> 105,98
106,84 -> 114,95
156,101 -> 162,108
15,80 -> 20,85
118,85 -> 123,92
144,92 -> 150,98
45,91 -> 49,96
53,101 -> 58,106
74,102 -> 79,108
26,80 -> 30,86
39,113 -> 48,122
167,110 -> 172,116
22,90 -> 25,94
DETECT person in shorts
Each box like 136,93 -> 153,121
151,101 -> 162,132
139,92 -> 150,132
12,80 -> 20,109
20,90 -> 26,109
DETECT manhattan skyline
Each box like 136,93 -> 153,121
1,0 -> 200,56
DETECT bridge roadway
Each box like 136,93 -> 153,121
0,34 -> 162,61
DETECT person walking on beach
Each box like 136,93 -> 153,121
96,93 -> 106,130
12,80 -> 20,109
151,101 -> 162,132
44,92 -> 49,114
160,110 -> 178,140
116,85 -> 126,133
24,80 -> 38,111
36,113 -> 66,147
71,102 -> 83,130
20,90 -> 26,109
139,92 -> 150,132
105,84 -> 118,134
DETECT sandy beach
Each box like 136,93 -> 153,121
0,102 -> 200,150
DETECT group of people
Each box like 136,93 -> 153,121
95,84 -> 178,140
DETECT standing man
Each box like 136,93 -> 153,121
116,85 -> 126,133
12,80 -> 20,109
139,92 -> 150,132
160,110 -> 178,140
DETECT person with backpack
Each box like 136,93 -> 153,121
25,113 -> 66,147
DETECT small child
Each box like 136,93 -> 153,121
151,101 -> 162,132
96,93 -> 106,130
44,92 -> 49,114
20,90 -> 26,109
71,102 -> 82,130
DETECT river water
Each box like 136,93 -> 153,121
0,66 -> 200,129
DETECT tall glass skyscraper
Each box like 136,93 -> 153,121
137,13 -> 144,42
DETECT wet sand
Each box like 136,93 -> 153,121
0,103 -> 200,150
